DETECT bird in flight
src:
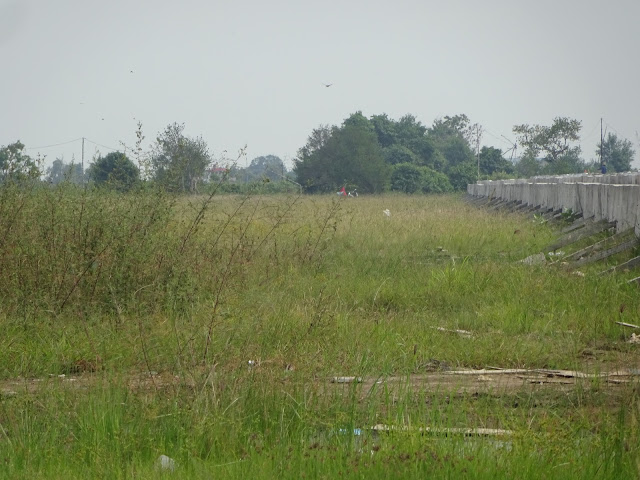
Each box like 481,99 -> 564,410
322,83 -> 333,88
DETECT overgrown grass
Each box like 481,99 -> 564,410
0,186 -> 639,478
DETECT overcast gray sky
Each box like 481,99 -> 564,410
1,0 -> 639,170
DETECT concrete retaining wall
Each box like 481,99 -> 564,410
467,174 -> 640,234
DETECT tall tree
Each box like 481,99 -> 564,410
294,125 -> 389,193
0,141 -> 40,183
513,117 -> 582,162
245,155 -> 286,181
88,152 -> 139,191
296,125 -> 334,160
515,152 -> 542,178
427,114 -> 476,178
597,133 -> 635,173
152,123 -> 211,193
429,114 -> 475,143
342,111 -> 375,134
479,147 -> 514,176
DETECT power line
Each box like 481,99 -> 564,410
84,138 -> 121,152
26,138 -> 83,150
483,128 -> 513,146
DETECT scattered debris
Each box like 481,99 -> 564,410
433,326 -> 473,337
420,359 -> 451,372
155,454 -> 177,472
383,209 -> 390,217
574,271 -> 585,277
0,390 -> 17,398
443,368 -> 623,379
629,334 -> 640,344
547,251 -> 565,257
615,321 -> 640,329
332,376 -> 362,384
519,253 -> 546,265
371,424 -> 513,437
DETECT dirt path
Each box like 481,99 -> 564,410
2,367 -> 639,399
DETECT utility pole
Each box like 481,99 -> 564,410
82,137 -> 85,184
600,118 -> 603,166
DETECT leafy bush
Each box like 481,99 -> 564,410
390,163 -> 453,194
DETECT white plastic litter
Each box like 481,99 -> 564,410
155,454 -> 176,472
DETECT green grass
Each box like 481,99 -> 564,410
0,187 -> 639,478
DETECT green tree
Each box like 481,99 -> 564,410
515,152 -> 542,178
296,125 -> 334,160
513,117 -> 582,163
390,163 -> 452,194
294,125 -> 389,193
370,114 -> 397,148
541,149 -> 586,175
152,123 -> 211,193
342,111 -> 375,134
383,144 -> 419,165
427,114 -> 476,178
88,152 -> 139,191
390,163 -> 423,193
479,147 -> 514,176
421,168 -> 453,193
244,155 -> 286,182
0,141 -> 40,183
446,161 -> 477,191
429,114 -> 471,141
440,136 -> 475,168
598,133 -> 635,173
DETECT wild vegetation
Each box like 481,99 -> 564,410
0,180 -> 639,478
10,112 -> 632,201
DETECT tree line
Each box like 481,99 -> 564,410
1,115 -> 635,193
292,112 -> 636,194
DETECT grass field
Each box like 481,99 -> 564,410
1,187 -> 639,478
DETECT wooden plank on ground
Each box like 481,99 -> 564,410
573,237 -> 638,268
548,220 -> 616,251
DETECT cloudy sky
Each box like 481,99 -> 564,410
1,0 -> 639,170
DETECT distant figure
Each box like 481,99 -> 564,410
348,189 -> 358,197
337,186 -> 347,196
601,163 -> 607,174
